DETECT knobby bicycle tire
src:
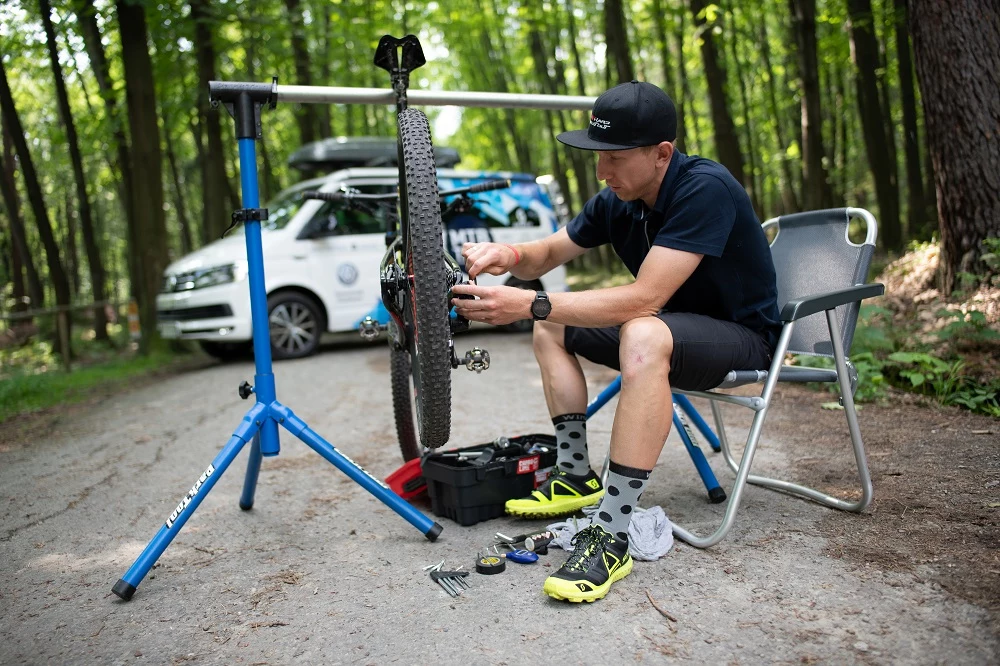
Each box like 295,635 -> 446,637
396,108 -> 451,449
390,346 -> 420,461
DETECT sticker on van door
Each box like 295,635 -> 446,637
445,214 -> 494,264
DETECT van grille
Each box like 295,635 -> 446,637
158,305 -> 233,321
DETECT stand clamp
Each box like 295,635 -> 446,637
224,207 -> 269,237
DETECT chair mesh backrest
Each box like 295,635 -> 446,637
769,208 -> 876,356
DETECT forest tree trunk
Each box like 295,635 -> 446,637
908,0 -> 1000,293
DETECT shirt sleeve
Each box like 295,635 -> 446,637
653,174 -> 737,257
566,189 -> 613,248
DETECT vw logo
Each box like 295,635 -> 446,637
337,263 -> 359,285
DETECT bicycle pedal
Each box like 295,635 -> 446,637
358,316 -> 386,341
463,347 -> 490,373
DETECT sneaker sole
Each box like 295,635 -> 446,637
504,490 -> 604,519
542,557 -> 633,603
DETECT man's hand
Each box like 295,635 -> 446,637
462,242 -> 518,279
451,283 -> 534,326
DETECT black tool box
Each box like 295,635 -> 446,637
421,434 -> 557,526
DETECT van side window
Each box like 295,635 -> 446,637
306,202 -> 382,236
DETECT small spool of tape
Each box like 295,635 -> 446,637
476,555 -> 506,575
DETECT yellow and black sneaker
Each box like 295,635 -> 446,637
505,469 -> 604,519
543,524 -> 632,603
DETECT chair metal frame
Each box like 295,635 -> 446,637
670,207 -> 884,548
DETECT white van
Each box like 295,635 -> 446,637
156,167 -> 568,360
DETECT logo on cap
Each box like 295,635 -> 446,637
590,115 -> 611,130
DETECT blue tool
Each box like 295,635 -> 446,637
504,548 -> 539,564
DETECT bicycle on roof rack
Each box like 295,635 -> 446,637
302,35 -> 507,456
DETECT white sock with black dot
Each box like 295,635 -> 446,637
593,461 -> 651,542
552,413 -> 588,475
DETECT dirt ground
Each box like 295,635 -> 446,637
0,331 -> 997,664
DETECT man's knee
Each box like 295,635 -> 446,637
533,320 -> 567,357
618,317 -> 673,379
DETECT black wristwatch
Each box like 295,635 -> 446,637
530,291 -> 552,321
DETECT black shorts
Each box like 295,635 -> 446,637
564,313 -> 774,391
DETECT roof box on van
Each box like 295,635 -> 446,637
288,136 -> 461,175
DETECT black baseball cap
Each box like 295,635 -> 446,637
558,80 -> 677,151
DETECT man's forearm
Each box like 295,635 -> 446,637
545,285 -> 663,327
507,239 -> 554,281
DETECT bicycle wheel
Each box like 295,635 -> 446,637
390,346 -> 420,461
397,108 -> 451,449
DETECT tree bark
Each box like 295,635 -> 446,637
676,8 -> 698,153
528,28 -> 574,217
73,0 -> 136,304
651,0 -> 686,151
284,0 -> 319,145
604,0 -> 635,83
688,0 -> 745,185
759,15 -> 800,213
63,196 -> 80,297
41,0 -> 109,339
726,9 -> 763,218
0,57 -> 72,356
908,0 -> 1000,293
892,0 -> 927,238
847,0 -> 902,250
789,0 -> 834,210
190,0 -> 232,243
116,0 -> 169,354
1,119 -> 43,310
162,116 -> 194,256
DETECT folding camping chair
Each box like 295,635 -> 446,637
666,207 -> 884,548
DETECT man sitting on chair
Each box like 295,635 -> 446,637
451,81 -> 781,603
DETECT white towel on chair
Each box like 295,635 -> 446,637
546,505 -> 674,561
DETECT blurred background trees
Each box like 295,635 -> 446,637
0,0 -> 997,353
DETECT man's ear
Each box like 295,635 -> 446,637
656,142 -> 674,167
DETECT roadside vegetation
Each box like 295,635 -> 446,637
569,237 -> 1000,417
0,320 -> 196,424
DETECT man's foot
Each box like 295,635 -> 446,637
505,469 -> 604,519
543,524 -> 632,602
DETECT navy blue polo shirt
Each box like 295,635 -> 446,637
566,151 -> 781,348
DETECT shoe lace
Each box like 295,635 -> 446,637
564,525 -> 612,573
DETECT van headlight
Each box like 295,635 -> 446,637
162,262 -> 247,292
193,264 -> 238,289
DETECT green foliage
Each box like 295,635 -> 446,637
934,308 -> 1000,344
795,304 -> 1000,417
0,348 -> 181,424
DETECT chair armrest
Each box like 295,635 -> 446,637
780,283 -> 885,322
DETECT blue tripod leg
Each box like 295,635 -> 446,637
673,393 -> 721,452
271,402 -> 442,540
112,403 -> 266,601
239,433 -> 263,510
672,402 -> 726,504
586,375 -> 622,418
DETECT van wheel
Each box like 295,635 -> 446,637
268,292 -> 324,360
199,340 -> 252,361
500,278 -> 543,333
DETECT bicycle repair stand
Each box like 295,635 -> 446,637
111,81 -> 442,602
588,377 -> 728,504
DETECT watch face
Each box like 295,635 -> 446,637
532,294 -> 552,319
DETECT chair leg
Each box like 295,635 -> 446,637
669,326 -> 794,548
673,313 -> 875,548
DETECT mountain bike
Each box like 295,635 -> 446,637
303,35 -> 507,458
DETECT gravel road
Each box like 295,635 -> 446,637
1,330 -> 996,664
